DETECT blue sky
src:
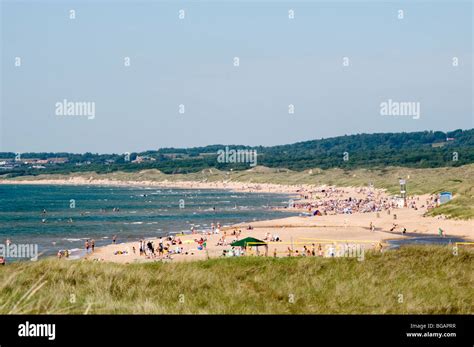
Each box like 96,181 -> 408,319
1,0 -> 472,153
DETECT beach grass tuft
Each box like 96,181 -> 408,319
0,246 -> 472,314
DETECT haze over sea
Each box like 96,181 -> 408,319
0,184 -> 295,259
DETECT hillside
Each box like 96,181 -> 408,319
0,129 -> 473,176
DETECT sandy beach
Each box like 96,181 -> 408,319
2,177 -> 472,264
84,202 -> 473,264
0,177 -> 304,195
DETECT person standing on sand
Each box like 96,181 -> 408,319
147,241 -> 154,256
318,244 -> 323,257
112,235 -> 117,244
328,244 -> 336,257
438,228 -> 445,237
158,240 -> 164,257
91,239 -> 95,252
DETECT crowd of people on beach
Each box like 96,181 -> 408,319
47,188 -> 456,262
291,187 -> 402,215
134,233 -> 209,260
289,187 -> 449,216
100,222 -> 260,261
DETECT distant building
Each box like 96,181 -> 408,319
22,158 -> 43,164
18,158 -> 68,165
132,155 -> 156,164
0,160 -> 14,166
396,197 -> 405,208
0,160 -> 15,170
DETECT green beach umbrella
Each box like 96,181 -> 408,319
231,237 -> 266,248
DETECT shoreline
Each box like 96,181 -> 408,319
2,178 -> 472,264
0,177 -> 314,196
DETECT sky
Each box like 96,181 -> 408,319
1,0 -> 472,153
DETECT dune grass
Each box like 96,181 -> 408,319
9,164 -> 474,195
425,184 -> 474,220
0,246 -> 472,314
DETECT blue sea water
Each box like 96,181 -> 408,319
0,184 -> 296,259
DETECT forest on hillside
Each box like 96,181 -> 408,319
1,129 -> 473,176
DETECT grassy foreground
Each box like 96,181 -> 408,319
0,246 -> 472,314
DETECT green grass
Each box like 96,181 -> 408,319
0,246 -> 472,314
7,164 -> 474,219
426,184 -> 474,220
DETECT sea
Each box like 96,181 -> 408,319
0,184 -> 296,260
